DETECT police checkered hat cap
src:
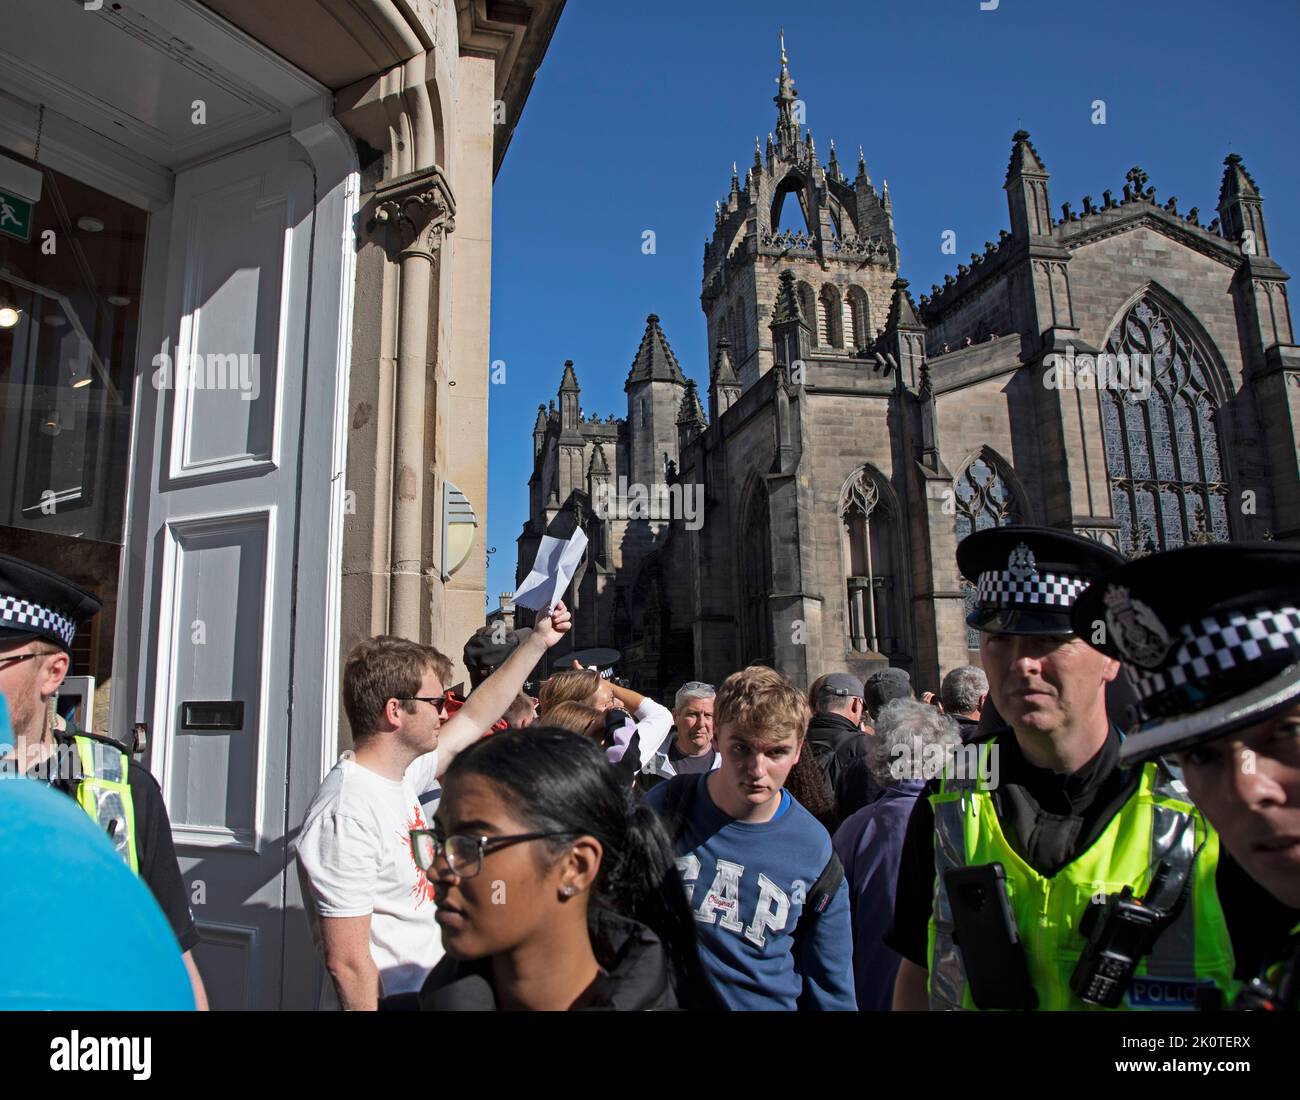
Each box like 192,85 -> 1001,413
0,554 -> 101,652
1070,542 -> 1300,764
957,525 -> 1124,637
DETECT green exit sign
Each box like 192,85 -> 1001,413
0,189 -> 33,242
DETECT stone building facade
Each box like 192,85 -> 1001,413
519,42 -> 1300,701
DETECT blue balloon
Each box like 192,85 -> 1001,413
0,737 -> 195,1010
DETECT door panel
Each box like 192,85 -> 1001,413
133,135 -> 314,1009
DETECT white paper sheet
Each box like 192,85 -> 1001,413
513,528 -> 588,613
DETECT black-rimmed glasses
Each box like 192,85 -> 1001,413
409,829 -> 575,878
402,695 -> 450,714
0,652 -> 43,673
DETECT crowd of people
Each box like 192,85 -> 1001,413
1,523 -> 1297,1013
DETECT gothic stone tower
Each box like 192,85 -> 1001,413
701,33 -> 900,393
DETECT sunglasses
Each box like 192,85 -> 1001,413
402,695 -> 450,714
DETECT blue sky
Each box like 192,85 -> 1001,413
485,0 -> 1300,605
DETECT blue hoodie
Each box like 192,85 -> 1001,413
645,771 -> 856,1011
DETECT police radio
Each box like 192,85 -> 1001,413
1069,861 -> 1180,1008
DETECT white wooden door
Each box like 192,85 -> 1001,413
127,135 -> 316,1009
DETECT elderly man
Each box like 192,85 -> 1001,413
807,673 -> 876,821
623,681 -> 719,790
940,666 -> 988,742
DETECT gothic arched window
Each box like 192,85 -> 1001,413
847,287 -> 871,351
954,452 -> 1026,649
1101,296 -> 1230,555
772,177 -> 812,236
840,467 -> 901,657
820,285 -> 844,348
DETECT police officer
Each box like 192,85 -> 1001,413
887,526 -> 1241,1010
0,553 -> 209,1009
1072,541 -> 1300,1010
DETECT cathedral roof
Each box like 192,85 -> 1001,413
559,359 -> 580,392
626,313 -> 686,388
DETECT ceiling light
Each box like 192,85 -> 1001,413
106,295 -> 131,307
76,216 -> 105,233
69,361 -> 93,389
0,306 -> 20,328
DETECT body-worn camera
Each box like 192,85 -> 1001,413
1069,884 -> 1169,1007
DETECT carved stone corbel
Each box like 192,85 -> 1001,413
372,166 -> 457,261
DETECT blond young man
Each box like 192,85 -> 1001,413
644,666 -> 856,1010
296,603 -> 571,1010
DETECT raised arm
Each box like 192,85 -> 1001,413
435,601 -> 572,778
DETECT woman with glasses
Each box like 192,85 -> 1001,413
414,728 -> 719,1011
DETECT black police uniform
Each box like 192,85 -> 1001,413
884,527 -> 1289,986
1072,541 -> 1300,1010
0,553 -> 198,953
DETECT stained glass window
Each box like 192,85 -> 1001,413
1100,297 -> 1229,555
954,453 -> 1025,649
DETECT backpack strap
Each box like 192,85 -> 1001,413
802,851 -> 845,921
790,849 -> 845,956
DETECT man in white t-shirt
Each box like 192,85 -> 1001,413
296,602 -> 571,1009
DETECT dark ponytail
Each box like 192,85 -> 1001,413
445,728 -> 719,1010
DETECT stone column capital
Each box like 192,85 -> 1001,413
372,166 -> 457,260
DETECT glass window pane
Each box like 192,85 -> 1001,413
0,154 -> 144,546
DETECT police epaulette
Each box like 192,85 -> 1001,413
55,725 -> 129,753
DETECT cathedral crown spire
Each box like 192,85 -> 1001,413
773,29 -> 800,155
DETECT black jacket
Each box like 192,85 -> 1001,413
806,712 -> 879,818
419,910 -> 680,1011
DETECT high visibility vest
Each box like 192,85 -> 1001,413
72,734 -> 139,875
926,738 -> 1239,1011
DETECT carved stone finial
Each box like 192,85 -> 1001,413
1125,166 -> 1150,193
